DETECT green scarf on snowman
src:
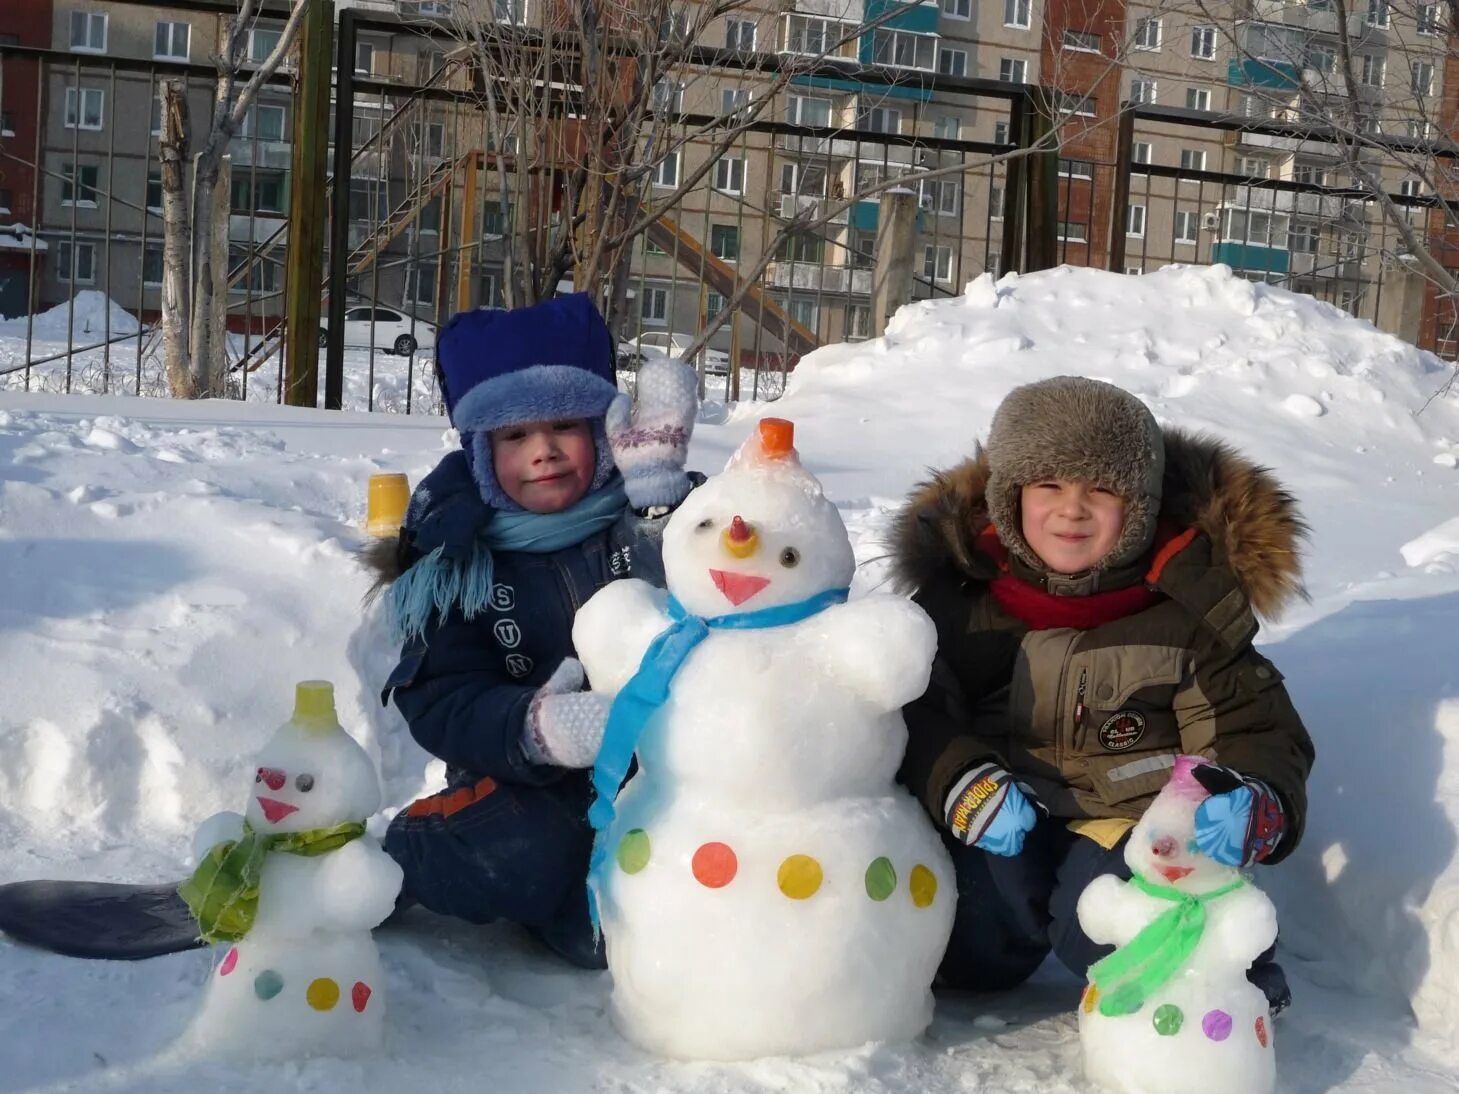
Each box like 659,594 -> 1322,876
179,820 -> 366,944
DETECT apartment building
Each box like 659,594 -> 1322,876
0,0 -> 55,317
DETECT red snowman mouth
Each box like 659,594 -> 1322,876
1160,865 -> 1194,882
257,797 -> 298,824
709,569 -> 771,606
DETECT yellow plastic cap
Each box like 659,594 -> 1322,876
367,473 -> 411,537
292,680 -> 339,734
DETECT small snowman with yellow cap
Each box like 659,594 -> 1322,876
180,681 -> 402,1057
573,419 -> 954,1060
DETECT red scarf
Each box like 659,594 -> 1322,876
989,575 -> 1160,631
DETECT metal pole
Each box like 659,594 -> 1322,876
1108,103 -> 1135,272
325,6 -> 355,410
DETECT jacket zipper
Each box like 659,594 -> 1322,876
1074,667 -> 1088,730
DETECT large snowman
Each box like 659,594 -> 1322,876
573,418 -> 955,1060
1077,754 -> 1278,1094
180,681 -> 402,1057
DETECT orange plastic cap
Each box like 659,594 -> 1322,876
758,418 -> 795,459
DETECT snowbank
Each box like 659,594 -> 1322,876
0,290 -> 142,341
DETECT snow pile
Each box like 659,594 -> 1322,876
0,290 -> 142,341
0,263 -> 1457,1089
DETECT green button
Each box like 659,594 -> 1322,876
617,829 -> 651,874
865,857 -> 897,901
254,969 -> 284,1001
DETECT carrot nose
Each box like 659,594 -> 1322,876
729,516 -> 752,542
721,516 -> 759,559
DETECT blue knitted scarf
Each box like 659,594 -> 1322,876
387,477 -> 629,643
586,585 -> 850,926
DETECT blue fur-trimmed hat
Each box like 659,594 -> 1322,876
437,294 -> 621,510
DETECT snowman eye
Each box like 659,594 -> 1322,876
780,547 -> 800,567
696,518 -> 714,532
255,768 -> 263,783
295,774 -> 315,793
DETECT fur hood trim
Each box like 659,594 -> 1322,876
889,429 -> 1308,620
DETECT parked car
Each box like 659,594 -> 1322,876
319,306 -> 437,356
629,331 -> 731,375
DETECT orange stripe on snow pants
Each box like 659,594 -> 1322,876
406,776 -> 499,819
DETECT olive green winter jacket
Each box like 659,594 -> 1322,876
890,430 -> 1315,862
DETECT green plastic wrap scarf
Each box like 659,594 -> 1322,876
1088,872 -> 1245,1017
178,820 -> 366,944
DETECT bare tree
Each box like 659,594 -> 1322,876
160,0 -> 311,399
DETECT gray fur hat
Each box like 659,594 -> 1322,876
985,376 -> 1165,574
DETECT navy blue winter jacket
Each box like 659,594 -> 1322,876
380,449 -> 674,788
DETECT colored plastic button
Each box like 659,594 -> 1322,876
307,977 -> 340,1012
692,842 -> 738,888
909,864 -> 938,908
865,857 -> 897,902
778,854 -> 823,899
1153,1004 -> 1183,1036
353,981 -> 372,1013
253,969 -> 284,1001
1255,1015 -> 1269,1048
218,947 -> 239,977
617,829 -> 651,874
1202,1009 -> 1233,1041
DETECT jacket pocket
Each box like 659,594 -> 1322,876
381,643 -> 426,706
1072,644 -> 1189,755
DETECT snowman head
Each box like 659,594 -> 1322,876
1123,755 -> 1241,895
244,682 -> 382,835
663,418 -> 855,618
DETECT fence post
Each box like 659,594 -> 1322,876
1108,104 -> 1136,272
872,187 -> 918,334
1000,93 -> 1027,275
1023,87 -> 1059,272
284,0 -> 335,407
324,6 -> 356,411
210,154 -> 230,394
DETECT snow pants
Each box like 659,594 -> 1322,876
383,772 -> 605,969
939,819 -> 1289,1010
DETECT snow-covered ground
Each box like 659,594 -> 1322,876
2,264 -> 1458,1092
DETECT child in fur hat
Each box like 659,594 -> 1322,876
363,294 -> 698,967
890,376 -> 1314,1013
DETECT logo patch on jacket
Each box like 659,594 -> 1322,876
1097,711 -> 1146,751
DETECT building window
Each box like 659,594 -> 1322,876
0,188 -> 12,214
644,235 -> 666,256
64,88 -> 105,131
858,105 -> 902,134
1127,204 -> 1146,237
783,15 -> 841,56
1054,90 -> 1095,117
1133,17 -> 1161,50
784,162 -> 828,195
713,157 -> 745,194
1411,62 -> 1434,95
1293,163 -> 1328,186
242,104 -> 286,143
651,79 -> 683,113
1130,78 -> 1156,104
1058,158 -> 1094,179
787,298 -> 818,328
1174,209 -> 1198,243
0,111 -> 13,137
409,121 -> 446,158
232,172 -> 286,215
1357,112 -> 1380,135
249,27 -> 283,63
57,240 -> 97,283
1365,0 -> 1389,27
1288,224 -> 1320,253
933,115 -> 960,140
1186,88 -> 1211,111
1057,221 -> 1087,242
986,251 -> 1002,273
355,42 -> 375,75
846,304 -> 872,340
872,29 -> 936,71
1126,266 -> 1142,276
1004,0 -> 1030,29
1417,3 -> 1440,33
147,173 -> 163,212
70,11 -> 108,52
994,121 -> 1009,144
642,286 -> 668,324
143,242 -> 165,286
939,47 -> 968,77
941,0 -> 972,17
652,151 -> 679,188
786,94 -> 832,127
1408,119 -> 1432,141
1132,141 -> 1152,164
999,58 -> 1027,83
61,164 -> 100,206
1361,54 -> 1384,86
1179,148 -> 1208,173
726,18 -> 756,51
721,88 -> 751,118
710,224 -> 740,261
779,233 -> 825,263
1306,44 -> 1335,73
1062,29 -> 1101,53
705,290 -> 726,321
1235,156 -> 1270,178
990,185 -> 1005,219
920,178 -> 960,215
1190,26 -> 1216,60
923,244 -> 953,282
402,264 -> 436,307
154,21 -> 190,61
1400,177 -> 1423,197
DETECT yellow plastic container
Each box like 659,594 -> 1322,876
366,473 -> 410,537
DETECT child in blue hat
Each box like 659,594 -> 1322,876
364,294 -> 698,966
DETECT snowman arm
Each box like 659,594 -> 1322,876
572,578 -> 671,696
1077,874 -> 1149,948
811,597 -> 937,711
1206,885 -> 1279,965
311,838 -> 405,932
190,811 -> 246,864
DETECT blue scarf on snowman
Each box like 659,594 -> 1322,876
585,585 -> 850,928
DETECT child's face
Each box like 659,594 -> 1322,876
1019,480 -> 1126,574
489,419 -> 596,513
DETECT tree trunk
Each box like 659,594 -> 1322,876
159,80 -> 194,398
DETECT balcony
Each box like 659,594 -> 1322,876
229,138 -> 292,170
778,193 -> 850,225
1230,184 -> 1347,219
764,262 -> 873,295
775,131 -> 915,164
1290,250 -> 1364,280
1228,56 -> 1301,90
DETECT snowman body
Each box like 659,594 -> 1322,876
186,684 -> 403,1058
1076,757 -> 1278,1094
574,421 -> 954,1060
